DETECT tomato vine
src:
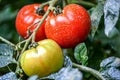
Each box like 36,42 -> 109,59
0,0 -> 108,80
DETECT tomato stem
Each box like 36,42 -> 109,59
72,63 -> 105,80
31,0 -> 59,42
0,36 -> 16,48
63,0 -> 69,7
21,35 -> 32,53
15,0 -> 59,76
36,2 -> 50,16
21,0 -> 59,54
27,20 -> 40,35
39,1 -> 50,9
15,35 -> 32,77
66,0 -> 96,8
16,40 -> 27,49
32,9 -> 51,42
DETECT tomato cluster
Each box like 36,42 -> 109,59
16,4 -> 91,48
16,3 -> 91,78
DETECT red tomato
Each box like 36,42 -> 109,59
16,4 -> 51,41
45,4 -> 91,48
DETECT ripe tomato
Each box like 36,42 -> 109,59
20,39 -> 64,78
16,4 -> 51,41
45,4 -> 91,48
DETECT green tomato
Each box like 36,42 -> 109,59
20,39 -> 64,78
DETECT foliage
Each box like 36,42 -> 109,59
100,56 -> 120,80
0,72 -> 17,80
74,43 -> 88,66
0,44 -> 15,68
0,0 -> 120,80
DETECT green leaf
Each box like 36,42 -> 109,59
104,0 -> 120,38
74,43 -> 88,66
0,44 -> 15,68
40,67 -> 83,80
110,35 -> 120,57
90,3 -> 104,38
0,44 -> 14,56
100,57 -> 120,80
100,56 -> 120,69
28,75 -> 38,80
0,72 -> 17,80
55,67 -> 83,80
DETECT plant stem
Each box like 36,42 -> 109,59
0,36 -> 16,47
15,0 -> 59,74
32,8 -> 51,42
64,0 -> 69,6
39,1 -> 50,8
32,0 -> 58,42
16,40 -> 27,48
72,0 -> 96,7
72,63 -> 105,80
21,36 -> 32,53
20,0 -> 59,59
27,20 -> 40,33
15,36 -> 32,74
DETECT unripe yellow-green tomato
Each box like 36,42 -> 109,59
20,39 -> 64,78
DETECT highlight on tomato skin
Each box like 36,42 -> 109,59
20,39 -> 64,78
15,4 -> 52,42
45,4 -> 91,48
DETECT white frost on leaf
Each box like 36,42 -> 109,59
55,67 -> 83,80
40,56 -> 83,80
104,0 -> 120,37
90,3 -> 104,38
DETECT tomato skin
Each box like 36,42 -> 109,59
20,39 -> 64,78
45,4 -> 91,48
16,4 -> 49,41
